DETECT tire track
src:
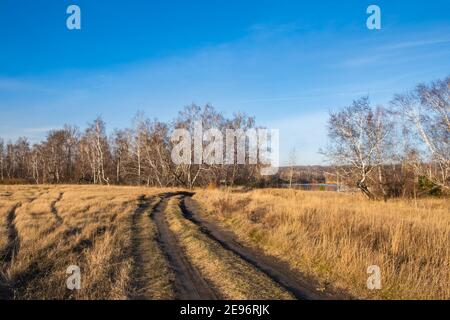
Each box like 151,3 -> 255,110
129,195 -> 175,299
166,195 -> 293,299
50,192 -> 64,224
0,202 -> 22,299
3,203 -> 22,265
128,192 -> 347,300
1,192 -> 56,299
129,195 -> 153,299
178,194 -> 348,300
151,193 -> 219,300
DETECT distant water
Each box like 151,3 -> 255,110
281,183 -> 339,191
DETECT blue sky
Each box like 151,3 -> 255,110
1,0 -> 449,164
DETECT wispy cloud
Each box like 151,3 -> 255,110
0,126 -> 58,143
23,127 -> 58,134
335,27 -> 450,69
335,54 -> 388,68
385,38 -> 450,50
0,76 -> 54,93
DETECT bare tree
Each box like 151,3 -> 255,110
132,112 -> 145,185
134,115 -> 172,187
323,97 -> 394,199
224,112 -> 256,186
14,137 -> 31,180
288,147 -> 297,188
62,125 -> 79,182
111,129 -> 130,184
172,104 -> 225,188
0,138 -> 4,181
5,142 -> 14,179
80,117 -> 110,185
392,76 -> 449,191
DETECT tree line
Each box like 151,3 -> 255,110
0,75 -> 448,198
0,104 -> 265,188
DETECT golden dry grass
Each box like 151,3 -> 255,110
1,185 -> 448,300
193,189 -> 450,300
0,185 -> 174,300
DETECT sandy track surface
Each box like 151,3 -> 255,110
151,194 -> 219,300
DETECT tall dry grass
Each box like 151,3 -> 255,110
193,189 -> 450,299
0,185 -> 172,300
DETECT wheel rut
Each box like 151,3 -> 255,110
178,194 -> 349,300
50,192 -> 64,224
151,194 -> 219,300
129,195 -> 155,299
130,192 -> 347,300
3,203 -> 21,265
0,202 -> 22,299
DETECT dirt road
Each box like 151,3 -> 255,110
0,187 -> 346,300
151,194 -> 219,300
135,192 -> 344,300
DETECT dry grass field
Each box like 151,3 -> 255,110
0,185 -> 174,299
0,185 -> 448,300
193,189 -> 450,300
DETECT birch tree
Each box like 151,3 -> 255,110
0,139 -> 4,181
324,97 -> 394,199
392,76 -> 449,191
